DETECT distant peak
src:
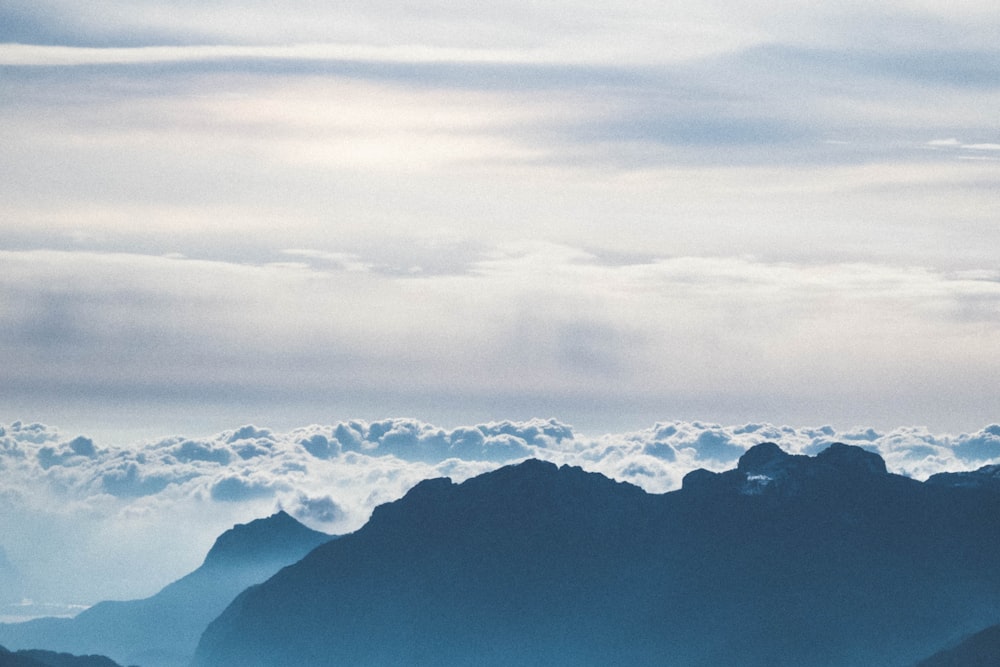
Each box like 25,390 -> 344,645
926,463 -> 1000,491
737,442 -> 790,473
684,442 -> 891,496
815,442 -> 887,476
202,511 -> 330,567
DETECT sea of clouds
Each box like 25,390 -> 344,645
1,417 -> 999,618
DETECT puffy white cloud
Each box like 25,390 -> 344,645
6,416 -> 998,614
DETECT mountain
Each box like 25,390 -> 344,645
926,463 -> 1000,492
0,512 -> 332,667
914,623 -> 1000,666
194,446 -> 1000,667
0,645 -> 122,667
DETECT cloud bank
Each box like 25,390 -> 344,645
1,417 -> 999,618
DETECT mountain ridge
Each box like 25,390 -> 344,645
914,622 -> 1000,666
194,443 -> 1000,667
0,512 -> 332,667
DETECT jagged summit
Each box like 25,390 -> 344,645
683,441 -> 891,495
194,449 -> 1000,667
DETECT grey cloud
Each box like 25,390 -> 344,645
36,436 -> 99,469
642,442 -> 677,462
478,418 -> 573,445
953,424 -> 1000,461
226,425 -> 275,443
4,421 -> 60,445
689,431 -> 745,461
210,475 -> 277,502
289,493 -> 345,524
168,440 -> 232,465
308,418 -> 568,463
99,460 -> 175,498
68,436 -> 96,457
298,433 -> 334,459
840,428 -> 882,442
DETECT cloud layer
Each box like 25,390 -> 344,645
2,5 -> 998,437
1,247 -> 997,438
2,417 -> 999,617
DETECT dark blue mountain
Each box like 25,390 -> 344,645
926,463 -> 1000,492
0,645 -> 122,667
0,512 -> 332,667
193,446 -> 1000,667
914,623 -> 1000,666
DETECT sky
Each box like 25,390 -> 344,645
1,0 -> 999,617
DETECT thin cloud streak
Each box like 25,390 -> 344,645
1,248 -> 997,433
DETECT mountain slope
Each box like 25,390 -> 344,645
0,645 -> 122,667
0,512 -> 332,667
193,447 -> 1000,667
914,623 -> 1000,667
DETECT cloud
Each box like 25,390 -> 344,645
210,475 -> 278,503
287,493 -> 345,524
3,417 -> 1000,608
1,247 -> 998,435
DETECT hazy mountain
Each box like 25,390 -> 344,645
914,623 -> 1000,666
0,645 -> 122,667
194,445 -> 1000,667
0,512 -> 331,667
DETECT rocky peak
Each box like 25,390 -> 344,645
815,442 -> 887,476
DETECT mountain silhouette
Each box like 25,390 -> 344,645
194,445 -> 1000,667
0,512 -> 331,667
914,622 -> 1000,666
0,645 -> 122,667
925,463 -> 1000,492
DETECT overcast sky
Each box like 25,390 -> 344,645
2,1 -> 999,439
1,0 -> 999,615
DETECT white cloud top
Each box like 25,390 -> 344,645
1,417 -> 999,617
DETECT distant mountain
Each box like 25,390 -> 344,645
914,623 -> 1000,667
0,645 -> 122,667
0,512 -> 332,667
194,445 -> 1000,667
926,463 -> 1000,492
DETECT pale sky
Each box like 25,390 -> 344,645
3,1 -> 1000,439
1,0 -> 999,614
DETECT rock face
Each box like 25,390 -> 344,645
0,512 -> 332,667
193,445 -> 1000,667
